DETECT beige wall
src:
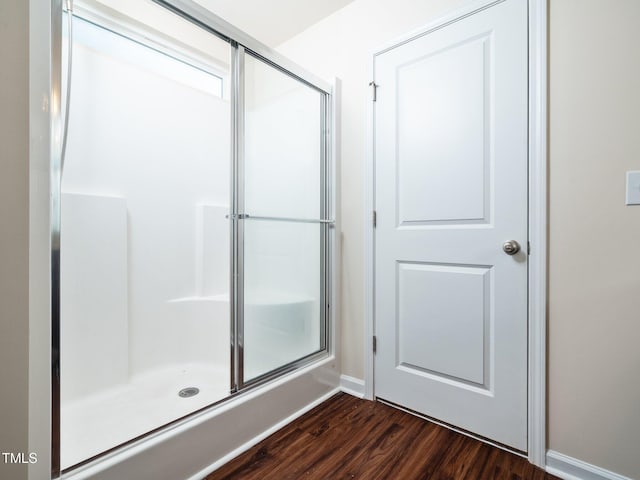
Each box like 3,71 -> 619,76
280,0 -> 640,477
548,0 -> 640,477
28,0 -> 53,477
0,1 -> 31,479
3,0 -> 639,477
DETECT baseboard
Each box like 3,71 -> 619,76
339,374 -> 365,398
187,387 -> 340,480
546,451 -> 634,480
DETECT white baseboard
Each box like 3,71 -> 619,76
339,374 -> 365,398
546,451 -> 634,480
188,387 -> 340,480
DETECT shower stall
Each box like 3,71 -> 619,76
53,0 -> 336,476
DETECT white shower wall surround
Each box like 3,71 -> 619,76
61,20 -> 232,382
58,4 -> 335,472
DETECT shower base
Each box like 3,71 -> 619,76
61,363 -> 229,469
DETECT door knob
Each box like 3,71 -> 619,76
503,240 -> 521,255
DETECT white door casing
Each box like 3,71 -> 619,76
373,0 -> 528,451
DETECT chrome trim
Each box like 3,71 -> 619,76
234,41 -> 246,389
320,92 -> 329,351
51,0 -> 63,477
242,215 -> 335,225
230,43 -> 245,393
236,44 -> 246,391
151,0 -> 331,94
323,90 -> 336,352
244,49 -> 328,96
326,88 -> 333,353
229,41 -> 237,393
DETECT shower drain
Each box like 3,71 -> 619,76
178,387 -> 200,398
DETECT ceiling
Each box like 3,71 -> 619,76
194,0 -> 355,46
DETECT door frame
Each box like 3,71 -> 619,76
363,0 -> 548,467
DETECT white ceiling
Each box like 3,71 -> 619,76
194,0 -> 355,46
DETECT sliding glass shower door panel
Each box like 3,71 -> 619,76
242,53 -> 327,383
59,5 -> 232,468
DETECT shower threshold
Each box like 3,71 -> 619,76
61,363 -> 229,469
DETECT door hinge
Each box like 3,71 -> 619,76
373,335 -> 377,354
369,81 -> 378,102
527,241 -> 531,255
372,210 -> 377,228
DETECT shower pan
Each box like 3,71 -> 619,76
52,0 -> 337,477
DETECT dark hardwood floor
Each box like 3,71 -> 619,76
205,393 -> 558,480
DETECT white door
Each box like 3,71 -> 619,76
374,0 -> 528,451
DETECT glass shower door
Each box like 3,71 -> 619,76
59,4 -> 233,468
241,53 -> 329,383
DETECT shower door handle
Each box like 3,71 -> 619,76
242,214 -> 335,225
226,214 -> 335,225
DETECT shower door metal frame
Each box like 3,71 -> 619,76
50,0 -> 335,477
51,1 -> 63,478
153,0 -> 332,93
230,41 -> 245,393
233,49 -> 333,390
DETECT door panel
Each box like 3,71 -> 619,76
397,34 -> 490,225
374,0 -> 528,450
397,262 -> 490,387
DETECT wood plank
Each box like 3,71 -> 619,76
205,393 -> 558,480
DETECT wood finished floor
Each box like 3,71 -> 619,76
205,393 -> 558,480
